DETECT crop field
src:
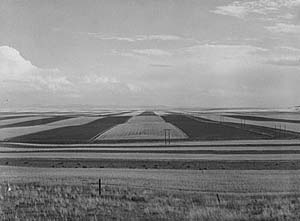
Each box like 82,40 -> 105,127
224,114 -> 300,133
1,167 -> 300,220
1,109 -> 300,219
96,113 -> 188,141
8,116 -> 130,144
0,115 -> 75,129
0,116 -> 52,127
1,110 -> 300,143
0,116 -> 102,141
188,112 -> 300,138
162,114 -> 271,140
0,114 -> 37,121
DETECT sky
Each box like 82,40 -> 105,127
1,0 -> 300,109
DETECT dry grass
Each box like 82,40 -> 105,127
1,177 -> 300,220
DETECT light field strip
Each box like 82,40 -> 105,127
2,152 -> 300,160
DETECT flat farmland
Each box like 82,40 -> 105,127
224,113 -> 300,133
0,115 -> 36,121
0,115 -> 75,129
0,116 -> 52,127
2,110 -> 300,143
187,112 -> 300,139
0,116 -> 101,141
2,110 -> 300,219
96,114 -> 188,141
7,116 -> 130,144
3,152 -> 300,161
162,114 -> 269,140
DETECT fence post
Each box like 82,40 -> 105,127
99,179 -> 101,196
216,193 -> 221,204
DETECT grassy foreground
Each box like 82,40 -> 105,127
1,178 -> 300,220
1,168 -> 300,220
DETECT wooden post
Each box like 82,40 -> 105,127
216,193 -> 221,204
99,179 -> 101,196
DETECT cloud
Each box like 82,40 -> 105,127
267,57 -> 300,66
182,44 -> 267,60
83,74 -> 120,84
135,35 -> 183,41
212,0 -> 300,19
83,33 -> 185,42
82,73 -> 142,94
213,5 -> 248,18
0,46 -> 37,77
277,46 -> 300,52
150,64 -> 173,68
266,23 -> 300,33
132,49 -> 172,56
0,46 -> 73,92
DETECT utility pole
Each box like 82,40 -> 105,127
164,129 -> 171,145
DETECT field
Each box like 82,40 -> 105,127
9,116 -> 130,144
0,116 -> 51,127
162,114 -> 271,140
1,167 -> 300,220
96,113 -> 187,141
0,116 -> 101,141
189,111 -> 300,135
1,110 -> 300,143
1,109 -> 300,219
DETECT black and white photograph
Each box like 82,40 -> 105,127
1,0 -> 300,220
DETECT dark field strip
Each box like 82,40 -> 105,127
3,141 -> 300,149
162,114 -> 268,140
0,115 -> 35,121
0,116 -> 75,128
8,116 -> 130,144
139,111 -> 157,116
226,115 -> 300,124
222,121 -> 300,139
1,158 -> 300,169
4,150 -> 300,154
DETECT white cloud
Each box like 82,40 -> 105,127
267,57 -> 300,66
277,46 -> 300,52
174,44 -> 269,76
0,46 -> 73,92
0,46 -> 37,77
213,5 -> 248,18
83,74 -> 120,84
87,34 -> 136,42
182,44 -> 267,62
135,35 -> 183,41
132,49 -> 172,56
212,0 -> 300,19
80,33 -> 191,42
266,23 -> 300,33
